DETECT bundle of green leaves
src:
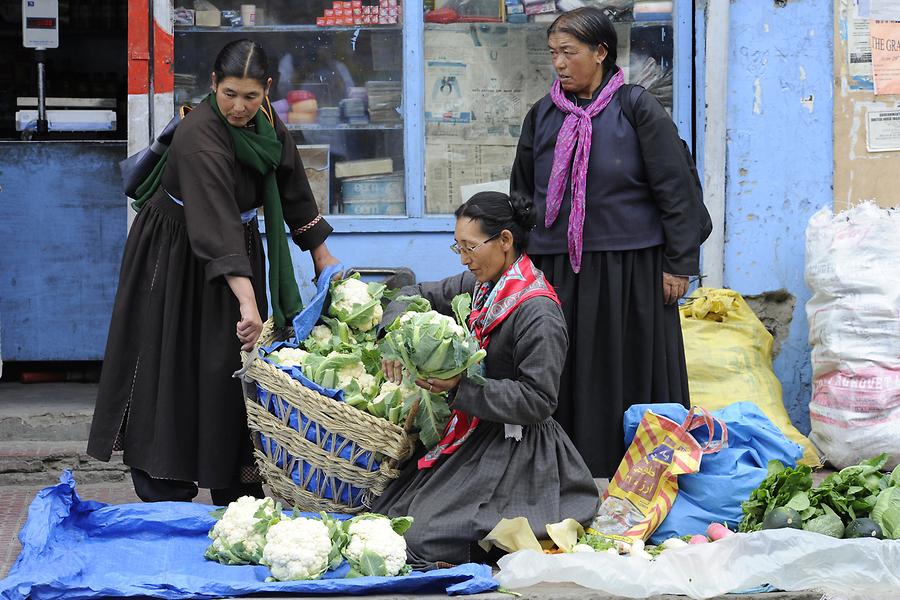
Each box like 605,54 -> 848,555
739,453 -> 900,539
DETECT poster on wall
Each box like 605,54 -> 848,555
866,109 -> 900,152
424,26 -> 554,144
870,20 -> 900,94
425,142 -> 516,214
847,0 -> 875,90
869,0 -> 900,20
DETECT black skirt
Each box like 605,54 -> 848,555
87,189 -> 266,489
532,247 -> 689,478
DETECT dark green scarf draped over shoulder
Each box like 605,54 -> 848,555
132,94 -> 302,328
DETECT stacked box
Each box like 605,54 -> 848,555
315,0 -> 402,26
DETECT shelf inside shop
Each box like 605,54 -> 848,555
175,24 -> 402,33
423,20 -> 671,30
285,123 -> 403,131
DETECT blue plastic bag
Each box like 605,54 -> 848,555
623,402 -> 803,543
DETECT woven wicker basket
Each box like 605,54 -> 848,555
241,319 -> 418,513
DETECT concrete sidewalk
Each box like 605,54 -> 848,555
0,382 -> 821,599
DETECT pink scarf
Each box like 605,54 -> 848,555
545,69 -> 625,273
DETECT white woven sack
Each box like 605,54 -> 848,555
805,203 -> 900,469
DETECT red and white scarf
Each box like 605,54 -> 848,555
418,254 -> 560,469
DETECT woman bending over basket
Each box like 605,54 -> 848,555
375,191 -> 599,569
87,40 -> 340,505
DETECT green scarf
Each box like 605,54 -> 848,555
132,95 -> 302,328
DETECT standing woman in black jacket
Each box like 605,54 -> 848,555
510,7 -> 708,477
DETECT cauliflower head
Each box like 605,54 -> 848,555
262,517 -> 332,581
329,277 -> 385,333
334,358 -> 368,390
331,277 -> 371,310
205,496 -> 281,565
270,347 -> 310,368
343,515 -> 409,577
310,324 -> 331,343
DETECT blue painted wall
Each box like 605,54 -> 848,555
722,0 -> 833,434
0,142 -> 127,361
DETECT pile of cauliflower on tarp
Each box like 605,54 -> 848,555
265,275 -> 486,449
205,496 -> 413,581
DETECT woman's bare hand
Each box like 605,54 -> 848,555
237,302 -> 263,352
382,359 -> 405,384
415,375 -> 461,394
662,272 -> 689,305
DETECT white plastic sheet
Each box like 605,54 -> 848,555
495,529 -> 900,599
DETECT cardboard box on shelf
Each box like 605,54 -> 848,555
194,0 -> 221,26
297,145 -> 330,215
335,157 -> 394,179
341,173 -> 405,216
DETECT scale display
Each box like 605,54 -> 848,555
22,0 -> 59,48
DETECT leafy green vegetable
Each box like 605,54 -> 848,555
739,461 -> 813,532
576,534 -> 617,552
740,453 -> 896,535
802,505 -> 844,538
871,486 -> 900,540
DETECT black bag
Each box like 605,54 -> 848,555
118,105 -> 192,199
618,84 -> 713,245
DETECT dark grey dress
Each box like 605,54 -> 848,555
371,271 -> 599,569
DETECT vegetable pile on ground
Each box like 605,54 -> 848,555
205,496 -> 414,580
379,294 -> 487,448
739,453 -> 900,539
563,522 -> 733,560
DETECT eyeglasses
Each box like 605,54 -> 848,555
450,232 -> 500,255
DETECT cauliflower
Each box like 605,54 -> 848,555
342,514 -> 412,577
357,373 -> 378,397
204,496 -> 282,565
329,276 -> 386,333
333,355 -> 368,390
310,324 -> 331,343
261,517 -> 333,581
269,347 -> 310,368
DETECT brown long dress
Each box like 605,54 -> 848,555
87,100 -> 331,490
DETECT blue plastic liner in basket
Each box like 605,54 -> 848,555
254,263 -> 381,507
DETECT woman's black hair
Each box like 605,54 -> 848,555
547,7 -> 618,72
213,39 -> 270,87
454,191 -> 535,254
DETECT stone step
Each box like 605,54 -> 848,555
0,382 -> 96,442
0,441 -> 129,486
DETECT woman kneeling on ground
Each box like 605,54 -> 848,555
374,191 -> 599,569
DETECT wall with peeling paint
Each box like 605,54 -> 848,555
722,0 -> 833,433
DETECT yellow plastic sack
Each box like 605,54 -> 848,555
680,288 -> 821,466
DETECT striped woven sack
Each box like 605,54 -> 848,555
591,406 -> 727,541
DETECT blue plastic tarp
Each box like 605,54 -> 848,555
622,402 -> 803,544
0,473 -> 497,600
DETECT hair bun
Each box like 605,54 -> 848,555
509,194 -> 536,231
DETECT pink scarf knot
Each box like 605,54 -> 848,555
545,69 -> 625,273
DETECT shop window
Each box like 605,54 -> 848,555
422,1 -> 674,215
173,1 -> 405,216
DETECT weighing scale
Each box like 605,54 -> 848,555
17,0 -> 117,133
